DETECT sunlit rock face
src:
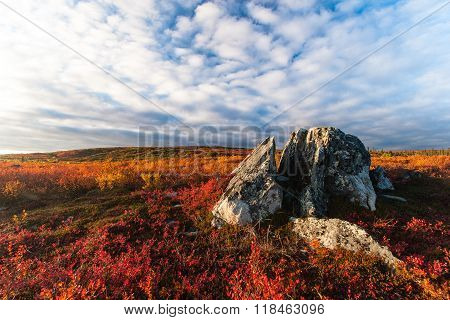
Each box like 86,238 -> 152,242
278,127 -> 376,216
292,217 -> 399,267
212,127 -> 376,227
211,137 -> 283,227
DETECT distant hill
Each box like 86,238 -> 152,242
0,146 -> 251,163
0,146 -> 448,163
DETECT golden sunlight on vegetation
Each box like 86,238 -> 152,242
372,155 -> 450,178
0,148 -> 448,299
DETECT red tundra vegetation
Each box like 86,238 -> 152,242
0,148 -> 448,299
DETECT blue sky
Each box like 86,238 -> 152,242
0,0 -> 449,153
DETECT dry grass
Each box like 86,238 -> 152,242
0,149 -> 448,299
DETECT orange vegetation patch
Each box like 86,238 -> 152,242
371,155 -> 450,178
0,151 -> 448,299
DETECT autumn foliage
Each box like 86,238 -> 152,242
0,150 -> 448,299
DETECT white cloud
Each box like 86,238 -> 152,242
0,0 -> 448,152
247,4 -> 279,24
279,0 -> 316,11
275,10 -> 331,48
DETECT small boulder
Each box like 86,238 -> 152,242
370,166 -> 394,191
292,217 -> 399,267
401,170 -> 423,182
278,127 -> 376,216
211,137 -> 283,227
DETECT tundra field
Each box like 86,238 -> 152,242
0,147 -> 448,299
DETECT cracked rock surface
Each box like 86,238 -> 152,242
292,217 -> 399,267
278,127 -> 376,216
211,137 -> 283,227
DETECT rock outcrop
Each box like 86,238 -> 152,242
370,166 -> 394,191
211,137 -> 283,227
278,127 -> 376,216
292,217 -> 399,267
211,127 -> 400,266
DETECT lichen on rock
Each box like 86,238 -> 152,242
278,127 -> 376,216
211,137 -> 283,227
292,217 -> 399,267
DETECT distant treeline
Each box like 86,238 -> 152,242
369,148 -> 450,157
1,147 -> 449,163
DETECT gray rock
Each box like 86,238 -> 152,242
165,219 -> 177,226
402,170 -> 423,182
182,231 -> 199,237
381,195 -> 407,203
370,166 -> 394,190
212,137 -> 283,227
279,127 -> 376,216
165,191 -> 178,198
292,217 -> 399,267
274,175 -> 290,183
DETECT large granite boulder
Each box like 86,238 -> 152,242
370,166 -> 394,191
278,127 -> 376,216
211,137 -> 283,227
292,217 -> 399,267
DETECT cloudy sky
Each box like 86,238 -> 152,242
0,0 -> 449,153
